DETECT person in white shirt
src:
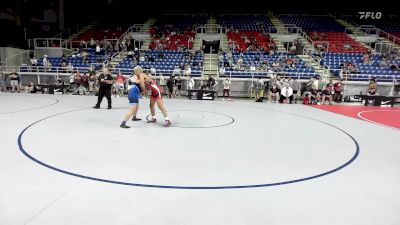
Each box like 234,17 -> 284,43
30,57 -> 38,66
172,66 -> 181,76
222,77 -> 231,100
139,55 -> 145,62
219,66 -> 225,75
250,64 -> 256,72
187,76 -> 195,90
96,45 -> 101,55
42,55 -> 48,69
185,65 -> 191,77
158,73 -> 166,90
66,63 -> 74,73
267,69 -> 274,78
150,67 -> 156,75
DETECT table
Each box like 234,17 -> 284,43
37,84 -> 70,94
187,89 -> 217,100
360,95 -> 400,107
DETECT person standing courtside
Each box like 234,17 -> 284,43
93,68 -> 113,109
9,69 -> 20,93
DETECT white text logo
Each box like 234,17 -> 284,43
359,12 -> 382,19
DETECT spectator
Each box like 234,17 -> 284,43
93,68 -> 113,109
222,78 -> 231,100
390,63 -> 399,71
69,73 -> 75,88
46,61 -> 52,71
81,50 -> 88,60
172,66 -> 181,76
394,79 -> 400,96
74,72 -> 82,90
42,55 -> 48,69
66,63 -> 74,73
9,69 -> 20,93
175,76 -> 182,96
127,50 -> 134,59
88,71 -> 97,93
80,40 -> 86,49
90,38 -> 96,48
25,82 -> 38,93
269,84 -> 280,102
253,77 -> 264,99
289,44 -> 296,54
81,72 -> 89,89
321,81 -> 334,105
207,75 -> 217,90
380,58 -> 388,68
291,77 -> 300,103
72,84 -> 87,95
159,73 -> 166,90
115,73 -> 126,97
333,79 -> 343,102
95,44 -> 101,55
303,77 -> 319,104
367,78 -> 377,95
150,67 -> 156,75
0,67 -> 6,92
30,57 -> 38,67
363,54 -> 371,65
187,76 -> 195,90
61,54 -> 67,63
250,64 -> 256,72
185,65 -> 191,77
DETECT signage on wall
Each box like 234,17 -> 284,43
359,12 -> 382,19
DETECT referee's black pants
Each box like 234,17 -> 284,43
95,88 -> 112,108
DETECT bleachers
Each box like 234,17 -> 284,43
115,50 -> 204,76
74,25 -> 127,42
219,52 -> 318,78
20,48 -> 106,73
227,31 -> 274,52
279,15 -> 345,32
217,15 -> 275,32
149,15 -> 206,50
346,16 -> 400,33
321,52 -> 400,81
310,32 -> 368,53
152,15 -> 207,31
149,31 -> 195,50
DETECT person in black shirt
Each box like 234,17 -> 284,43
207,75 -> 216,90
93,68 -> 113,109
166,76 -> 175,98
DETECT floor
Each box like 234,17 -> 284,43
1,93 -> 400,225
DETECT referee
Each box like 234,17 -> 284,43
93,68 -> 113,109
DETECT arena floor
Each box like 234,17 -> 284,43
1,93 -> 400,225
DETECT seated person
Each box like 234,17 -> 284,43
303,80 -> 319,104
333,79 -> 343,102
321,82 -> 334,105
269,85 -> 280,102
72,84 -> 87,95
25,82 -> 38,93
367,78 -> 377,95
